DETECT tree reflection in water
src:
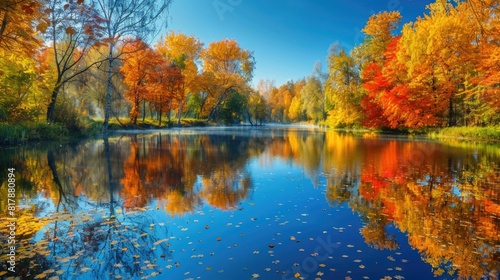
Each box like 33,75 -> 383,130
0,129 -> 498,279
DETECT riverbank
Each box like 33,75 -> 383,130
2,120 -> 499,147
428,126 -> 500,143
0,121 -> 101,146
0,118 -> 207,146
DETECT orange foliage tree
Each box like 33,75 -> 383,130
199,39 -> 255,121
362,37 -> 444,129
156,31 -> 203,124
120,39 -> 156,124
121,39 -> 184,125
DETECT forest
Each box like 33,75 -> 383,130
0,0 -> 499,140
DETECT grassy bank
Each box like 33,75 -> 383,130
0,121 -> 101,146
105,118 -> 210,130
429,126 -> 500,142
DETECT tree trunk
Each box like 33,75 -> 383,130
104,135 -> 116,217
46,84 -> 62,123
448,97 -> 454,127
167,100 -> 171,124
177,100 -> 183,126
159,108 -> 162,126
102,43 -> 115,133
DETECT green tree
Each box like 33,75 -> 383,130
325,45 -> 362,127
300,76 -> 324,122
246,90 -> 268,125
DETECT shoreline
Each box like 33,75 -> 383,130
1,121 -> 499,147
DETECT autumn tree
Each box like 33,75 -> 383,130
199,39 -> 255,122
288,93 -> 303,122
361,11 -> 402,65
269,80 -> 304,123
325,45 -> 363,127
91,0 -> 173,131
120,39 -> 159,124
399,0 -> 479,127
246,90 -> 268,125
0,46 -> 45,122
42,0 -> 103,124
300,76 -> 324,122
147,63 -> 184,125
256,79 -> 275,102
0,0 -> 41,54
361,37 -> 445,129
156,31 -> 203,125
466,0 -> 500,125
0,0 -> 44,122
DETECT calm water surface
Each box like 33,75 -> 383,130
0,127 -> 499,280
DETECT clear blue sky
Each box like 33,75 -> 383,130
166,0 -> 435,86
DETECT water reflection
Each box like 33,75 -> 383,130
0,128 -> 499,279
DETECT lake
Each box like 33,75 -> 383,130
1,126 -> 499,280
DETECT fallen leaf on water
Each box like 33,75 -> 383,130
35,273 -> 47,279
269,244 -> 275,248
294,272 -> 301,278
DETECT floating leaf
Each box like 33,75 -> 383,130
35,273 -> 47,279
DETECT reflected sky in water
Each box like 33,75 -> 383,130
0,127 -> 499,279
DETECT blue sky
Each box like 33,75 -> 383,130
166,0 -> 435,86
